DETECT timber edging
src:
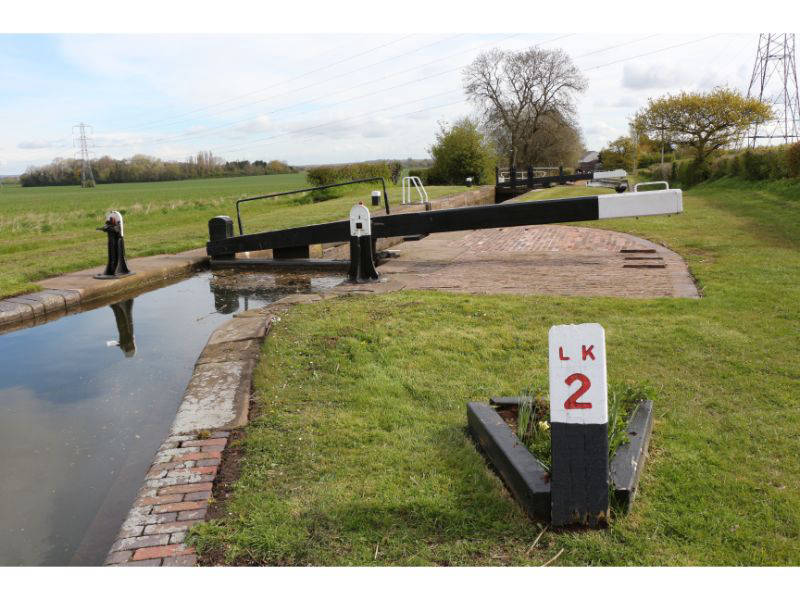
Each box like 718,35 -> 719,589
610,400 -> 654,511
468,399 -> 654,524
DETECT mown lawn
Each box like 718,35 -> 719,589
0,174 -> 466,298
189,178 -> 799,565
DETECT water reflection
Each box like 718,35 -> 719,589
209,270 -> 343,313
107,299 -> 136,357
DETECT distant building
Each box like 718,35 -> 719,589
578,151 -> 601,172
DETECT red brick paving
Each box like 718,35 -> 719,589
106,431 -> 229,566
339,225 -> 699,299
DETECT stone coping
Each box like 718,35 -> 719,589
0,249 -> 208,332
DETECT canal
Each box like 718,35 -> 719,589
0,270 -> 342,565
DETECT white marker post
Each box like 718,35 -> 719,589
548,323 -> 609,527
348,202 -> 379,283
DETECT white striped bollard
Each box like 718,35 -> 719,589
348,202 -> 379,283
548,323 -> 609,527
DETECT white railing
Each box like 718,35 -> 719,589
588,169 -> 629,189
497,167 -> 560,183
401,176 -> 429,205
592,169 -> 627,180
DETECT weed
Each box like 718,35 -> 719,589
515,383 -> 651,472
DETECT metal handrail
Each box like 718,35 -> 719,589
234,177 -> 390,235
401,176 -> 429,205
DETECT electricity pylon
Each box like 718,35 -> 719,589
72,123 -> 96,188
745,33 -> 800,147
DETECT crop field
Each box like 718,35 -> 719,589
0,174 -> 466,299
189,178 -> 800,566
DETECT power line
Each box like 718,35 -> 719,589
208,35 -> 731,160
101,33 -> 529,149
109,34 -> 728,164
133,34 -> 532,148
161,89 -> 466,160
128,34 -> 475,141
102,33 -> 557,152
583,34 -> 721,71
573,34 -> 659,60
127,34 -> 417,131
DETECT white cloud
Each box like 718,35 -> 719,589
17,138 -> 70,150
235,116 -> 273,134
621,63 -> 689,90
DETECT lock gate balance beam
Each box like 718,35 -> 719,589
206,188 -> 682,260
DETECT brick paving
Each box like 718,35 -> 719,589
105,431 -> 229,566
337,225 -> 699,299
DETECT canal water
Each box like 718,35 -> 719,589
0,270 -> 342,565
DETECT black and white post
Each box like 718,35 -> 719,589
95,210 -> 133,279
549,323 -> 609,527
348,203 -> 379,283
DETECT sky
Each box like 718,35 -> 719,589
0,32 -> 772,175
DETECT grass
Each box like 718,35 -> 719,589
0,174 -> 467,299
189,177 -> 800,565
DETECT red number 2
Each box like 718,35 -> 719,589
564,373 -> 592,409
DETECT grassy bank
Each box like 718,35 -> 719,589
189,178 -> 799,565
0,174 -> 466,298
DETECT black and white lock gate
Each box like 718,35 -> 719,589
207,187 -> 683,275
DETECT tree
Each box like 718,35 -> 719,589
599,136 -> 636,171
484,108 -> 585,167
427,118 -> 496,185
633,88 -> 772,179
390,161 -> 402,185
463,47 -> 587,168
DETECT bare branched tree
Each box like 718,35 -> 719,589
483,108 -> 585,167
463,47 -> 587,168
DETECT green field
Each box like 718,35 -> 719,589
0,174 -> 467,299
189,178 -> 800,566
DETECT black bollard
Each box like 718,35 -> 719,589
94,211 -> 133,279
347,203 -> 379,283
208,216 -> 235,260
